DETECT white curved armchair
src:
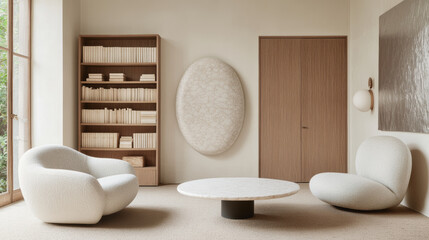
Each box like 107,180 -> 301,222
310,136 -> 412,211
19,145 -> 139,224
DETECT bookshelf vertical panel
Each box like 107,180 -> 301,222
78,37 -> 83,153
156,36 -> 161,184
78,35 -> 161,186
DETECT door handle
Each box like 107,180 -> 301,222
302,126 -> 309,129
11,114 -> 18,120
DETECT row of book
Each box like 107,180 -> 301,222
82,109 -> 157,124
84,73 -> 156,82
133,133 -> 157,149
82,133 -> 119,148
81,132 -> 156,149
82,86 -> 157,101
82,46 -> 157,63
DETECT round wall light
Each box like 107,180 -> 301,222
353,78 -> 374,112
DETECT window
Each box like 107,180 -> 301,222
0,0 -> 30,207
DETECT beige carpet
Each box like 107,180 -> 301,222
0,184 -> 428,240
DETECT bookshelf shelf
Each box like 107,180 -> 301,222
81,81 -> 157,85
81,148 -> 157,151
81,63 -> 157,67
78,34 -> 161,186
81,123 -> 156,127
81,101 -> 157,104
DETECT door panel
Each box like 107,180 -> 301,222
259,38 -> 302,182
301,38 -> 347,181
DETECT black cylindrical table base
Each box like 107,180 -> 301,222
221,200 -> 254,219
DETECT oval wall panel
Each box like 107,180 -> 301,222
176,57 -> 245,155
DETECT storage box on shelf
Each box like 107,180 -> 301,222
78,35 -> 161,186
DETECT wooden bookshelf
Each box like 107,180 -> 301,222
78,35 -> 161,186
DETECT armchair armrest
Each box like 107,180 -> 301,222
20,168 -> 105,224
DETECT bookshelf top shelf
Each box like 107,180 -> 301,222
80,34 -> 160,39
81,101 -> 157,104
81,63 -> 156,67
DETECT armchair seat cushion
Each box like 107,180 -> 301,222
98,174 -> 139,215
310,172 -> 398,210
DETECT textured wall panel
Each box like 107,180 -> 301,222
379,0 -> 429,133
176,58 -> 245,155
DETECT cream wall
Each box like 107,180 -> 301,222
80,0 -> 350,183
32,0 -> 63,146
62,0 -> 80,149
31,0 -> 80,148
349,0 -> 429,217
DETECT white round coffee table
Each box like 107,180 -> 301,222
177,177 -> 300,219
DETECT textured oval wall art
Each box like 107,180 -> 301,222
176,57 -> 245,155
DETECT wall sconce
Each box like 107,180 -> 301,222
353,78 -> 374,112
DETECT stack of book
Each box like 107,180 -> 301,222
109,73 -> 125,81
86,73 -> 103,81
82,133 -> 118,148
133,133 -> 157,149
82,108 -> 157,124
82,86 -> 157,101
141,111 -> 157,124
82,46 -> 157,63
119,136 -> 133,148
140,74 -> 156,81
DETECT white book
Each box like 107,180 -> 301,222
118,47 -> 122,62
96,46 -> 100,62
103,47 -> 107,62
89,73 -> 103,77
86,78 -> 103,82
121,48 -> 126,63
109,78 -> 124,82
132,48 -> 136,63
88,46 -> 92,62
83,46 -> 87,62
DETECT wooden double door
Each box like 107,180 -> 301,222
259,37 -> 347,182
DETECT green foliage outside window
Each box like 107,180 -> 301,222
0,0 -> 8,193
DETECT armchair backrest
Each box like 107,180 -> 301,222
20,145 -> 90,174
355,136 -> 412,200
